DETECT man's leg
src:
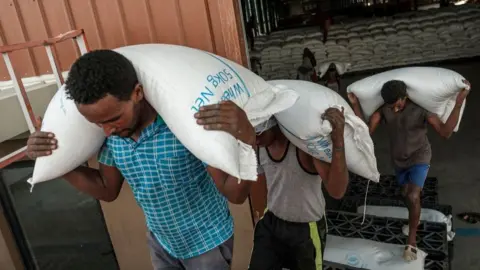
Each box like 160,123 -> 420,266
402,164 -> 430,261
404,183 -> 422,260
147,231 -> 183,270
249,212 -> 284,270
287,217 -> 327,270
181,237 -> 233,270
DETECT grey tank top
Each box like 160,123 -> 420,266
381,101 -> 432,169
258,142 -> 326,223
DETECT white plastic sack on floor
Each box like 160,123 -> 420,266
325,235 -> 427,270
29,86 -> 105,186
347,67 -> 471,131
116,44 -> 298,181
318,62 -> 351,78
268,80 -> 380,181
358,205 -> 455,241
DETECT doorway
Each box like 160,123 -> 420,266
0,160 -> 119,270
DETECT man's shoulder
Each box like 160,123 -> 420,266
407,101 -> 433,115
407,100 -> 426,110
105,125 -> 186,150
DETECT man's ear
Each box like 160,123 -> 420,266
131,83 -> 144,103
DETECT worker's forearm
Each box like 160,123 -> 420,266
442,104 -> 462,137
223,177 -> 252,204
351,103 -> 365,122
63,166 -> 114,201
326,140 -> 349,199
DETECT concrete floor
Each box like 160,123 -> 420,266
338,61 -> 480,270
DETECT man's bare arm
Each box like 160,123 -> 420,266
207,166 -> 253,204
63,163 -> 124,202
315,107 -> 349,199
312,153 -> 348,199
427,88 -> 469,139
368,111 -> 382,135
427,108 -> 460,139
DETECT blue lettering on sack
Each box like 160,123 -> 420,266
306,136 -> 333,159
191,54 -> 250,112
280,124 -> 333,160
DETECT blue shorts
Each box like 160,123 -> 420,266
395,164 -> 430,188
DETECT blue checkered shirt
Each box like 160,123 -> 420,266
98,116 -> 233,259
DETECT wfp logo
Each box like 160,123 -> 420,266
305,136 -> 332,159
345,253 -> 363,267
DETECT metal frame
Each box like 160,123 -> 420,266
0,30 -> 90,170
0,160 -> 38,269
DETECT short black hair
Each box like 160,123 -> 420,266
381,80 -> 407,104
65,50 -> 138,104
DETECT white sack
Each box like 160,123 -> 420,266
318,62 -> 351,78
268,80 -> 380,181
347,67 -> 470,131
115,44 -> 298,181
29,86 -> 105,186
357,205 -> 455,241
325,235 -> 427,270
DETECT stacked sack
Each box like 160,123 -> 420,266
255,28 -> 327,80
253,4 -> 480,78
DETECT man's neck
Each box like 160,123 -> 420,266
131,101 -> 157,140
270,130 -> 289,150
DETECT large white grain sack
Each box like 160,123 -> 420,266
325,235 -> 427,270
357,205 -> 455,241
115,44 -> 298,181
28,86 -> 105,186
347,67 -> 471,131
268,80 -> 380,181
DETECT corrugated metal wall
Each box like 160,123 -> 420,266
0,0 -> 248,80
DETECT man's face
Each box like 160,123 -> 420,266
388,97 -> 407,113
77,84 -> 144,137
327,67 -> 337,80
256,129 -> 276,147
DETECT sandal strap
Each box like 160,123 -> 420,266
404,245 -> 418,254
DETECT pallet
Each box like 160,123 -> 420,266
338,197 -> 452,216
323,259 -> 449,270
336,197 -> 455,264
325,211 -> 450,270
324,261 -> 364,270
345,175 -> 438,204
326,211 -> 449,259
352,175 -> 439,194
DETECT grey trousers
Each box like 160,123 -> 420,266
147,231 -> 234,270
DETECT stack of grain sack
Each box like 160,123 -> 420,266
256,28 -> 327,80
253,4 -> 480,79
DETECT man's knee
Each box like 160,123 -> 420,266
406,190 -> 420,205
